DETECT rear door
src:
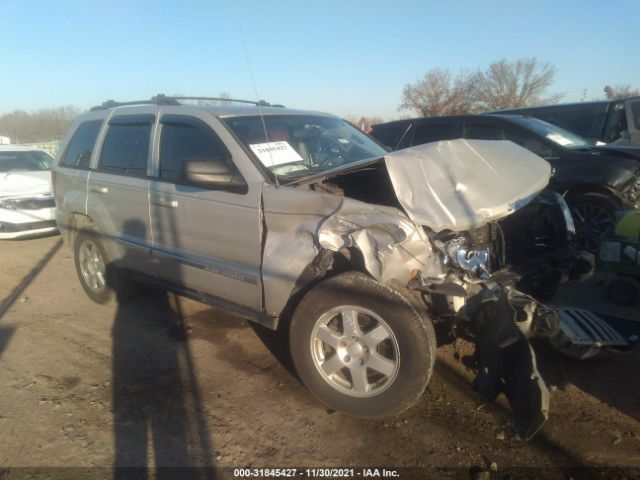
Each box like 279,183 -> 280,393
87,109 -> 155,275
149,110 -> 263,310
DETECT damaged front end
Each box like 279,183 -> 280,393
265,139 -> 596,440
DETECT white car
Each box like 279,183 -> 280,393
0,145 -> 57,239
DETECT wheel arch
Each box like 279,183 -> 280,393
276,247 -> 374,330
67,213 -> 123,265
562,184 -> 624,205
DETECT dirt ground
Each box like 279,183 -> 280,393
0,234 -> 639,479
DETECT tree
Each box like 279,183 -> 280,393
476,58 -> 562,110
356,116 -> 385,131
603,84 -> 640,100
400,58 -> 562,116
400,68 -> 483,116
0,106 -> 81,143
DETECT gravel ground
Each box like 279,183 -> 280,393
0,234 -> 638,479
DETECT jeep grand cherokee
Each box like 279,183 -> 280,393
53,96 -> 593,440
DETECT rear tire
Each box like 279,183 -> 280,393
73,231 -> 134,304
568,193 -> 619,252
289,272 -> 436,418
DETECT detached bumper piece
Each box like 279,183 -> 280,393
549,307 -> 640,360
462,288 -> 549,442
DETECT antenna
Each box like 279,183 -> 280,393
241,28 -> 279,187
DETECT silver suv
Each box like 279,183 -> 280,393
53,96 -> 593,439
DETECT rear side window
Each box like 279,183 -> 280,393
509,104 -> 608,143
413,124 -> 459,145
159,119 -> 231,182
464,124 -> 505,140
60,120 -> 102,168
369,123 -> 406,149
630,101 -> 640,130
99,123 -> 151,177
602,104 -> 628,143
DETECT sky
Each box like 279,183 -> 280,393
1,0 -> 638,120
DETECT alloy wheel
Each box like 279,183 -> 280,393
310,305 -> 400,397
571,203 -> 615,252
78,240 -> 106,293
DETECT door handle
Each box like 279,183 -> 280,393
151,196 -> 178,208
90,185 -> 108,194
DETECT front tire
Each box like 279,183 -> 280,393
73,231 -> 133,304
289,272 -> 436,418
569,193 -> 619,252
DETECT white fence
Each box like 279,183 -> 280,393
16,141 -> 61,157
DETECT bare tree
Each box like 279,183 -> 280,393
603,84 -> 640,100
400,58 -> 562,116
0,106 -> 82,143
477,58 -> 562,110
356,116 -> 385,131
400,69 -> 483,116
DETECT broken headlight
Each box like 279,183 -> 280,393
443,236 -> 490,279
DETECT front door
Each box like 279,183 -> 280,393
149,113 -> 262,310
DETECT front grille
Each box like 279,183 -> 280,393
13,197 -> 55,210
0,220 -> 56,233
469,223 -> 498,249
499,201 -> 565,264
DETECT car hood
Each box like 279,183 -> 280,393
0,171 -> 52,197
383,139 -> 552,231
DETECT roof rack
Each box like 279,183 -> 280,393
90,94 -> 278,111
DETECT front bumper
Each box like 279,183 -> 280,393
0,204 -> 57,239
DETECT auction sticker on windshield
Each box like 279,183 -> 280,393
250,141 -> 303,167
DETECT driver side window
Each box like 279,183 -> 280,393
160,118 -> 234,182
504,128 -> 555,158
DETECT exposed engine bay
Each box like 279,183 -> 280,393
300,157 -> 592,302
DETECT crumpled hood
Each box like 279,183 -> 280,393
0,171 -> 52,197
384,139 -> 552,232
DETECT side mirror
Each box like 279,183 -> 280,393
180,157 -> 246,190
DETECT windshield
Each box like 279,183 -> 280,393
223,114 -> 387,179
0,151 -> 53,172
510,116 -> 590,149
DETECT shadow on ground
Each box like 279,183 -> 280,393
535,340 -> 640,422
112,287 -> 216,479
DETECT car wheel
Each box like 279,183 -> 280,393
569,193 -> 619,252
74,231 -> 134,304
289,271 -> 436,418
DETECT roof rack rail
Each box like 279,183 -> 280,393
168,96 -> 270,106
90,94 -> 279,111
